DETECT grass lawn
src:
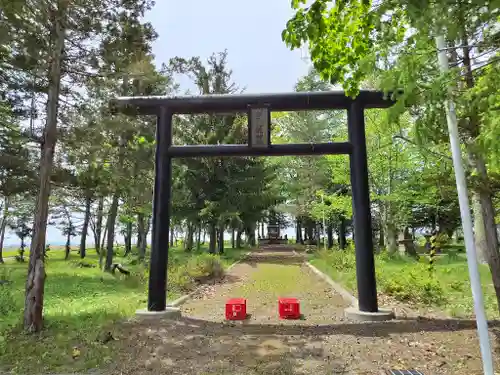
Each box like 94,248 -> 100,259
0,244 -> 247,374
1,245 -> 70,259
2,248 -> 28,258
309,248 -> 499,319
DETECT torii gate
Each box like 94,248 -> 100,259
111,90 -> 395,321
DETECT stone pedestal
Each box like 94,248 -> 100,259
344,306 -> 395,322
136,306 -> 181,319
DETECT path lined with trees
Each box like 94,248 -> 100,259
105,247 -> 499,375
1,0 -> 500,373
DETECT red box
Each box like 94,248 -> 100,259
225,298 -> 247,320
278,297 -> 300,319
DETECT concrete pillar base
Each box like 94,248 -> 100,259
344,306 -> 395,322
136,306 -> 181,319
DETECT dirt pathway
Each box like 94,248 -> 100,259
107,248 -> 500,375
182,248 -> 348,325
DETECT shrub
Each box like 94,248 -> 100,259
446,250 -> 460,262
14,249 -> 25,263
315,248 -> 447,306
377,251 -> 408,263
167,253 -> 225,294
70,260 -> 96,268
0,269 -> 16,315
449,280 -> 464,291
186,253 -> 224,283
316,248 -> 356,272
379,267 -> 446,305
168,268 -> 195,293
418,277 -> 446,304
127,258 -> 138,265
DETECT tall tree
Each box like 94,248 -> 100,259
0,117 -> 35,263
169,51 -> 281,252
282,0 -> 500,311
274,70 -> 347,245
0,0 -> 160,331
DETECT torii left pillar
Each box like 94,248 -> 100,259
136,106 -> 181,319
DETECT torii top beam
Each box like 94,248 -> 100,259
110,90 -> 396,116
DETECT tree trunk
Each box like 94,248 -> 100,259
327,223 -> 333,249
104,194 -> 119,271
403,226 -> 417,257
185,222 -> 194,252
24,3 -> 66,332
460,23 -> 500,313
473,195 -> 488,263
123,231 -> 130,255
208,222 -> 216,254
295,217 -> 301,244
0,198 -> 10,263
79,194 -> 92,259
231,228 -> 235,249
385,222 -> 398,254
260,221 -> 265,238
378,220 -> 385,248
474,179 -> 500,313
306,222 -> 314,244
100,221 -> 108,255
145,216 -> 151,249
246,224 -> 256,246
21,238 -> 26,256
339,218 -> 347,250
99,212 -> 109,269
169,225 -> 174,247
137,217 -> 143,255
467,151 -> 497,266
137,213 -> 147,260
218,226 -> 224,254
94,196 -> 104,255
236,229 -> 242,248
124,221 -> 132,256
64,232 -> 71,260
196,223 -> 202,250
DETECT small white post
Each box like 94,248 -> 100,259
435,34 -> 494,375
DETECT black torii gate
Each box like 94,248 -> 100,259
111,90 -> 395,318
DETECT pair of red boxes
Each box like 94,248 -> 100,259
225,297 -> 301,320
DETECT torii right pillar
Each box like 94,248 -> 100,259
345,99 -> 394,321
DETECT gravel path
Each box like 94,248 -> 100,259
182,248 -> 349,325
106,247 -> 500,375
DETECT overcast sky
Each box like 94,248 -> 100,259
4,0 -> 309,247
151,0 -> 309,93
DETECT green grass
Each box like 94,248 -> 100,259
309,247 -> 499,319
2,245 -> 84,259
1,245 -> 79,259
236,263 -> 301,296
0,244 -> 247,374
2,248 -> 27,258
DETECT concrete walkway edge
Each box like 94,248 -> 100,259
169,251 -> 251,307
305,261 -> 359,308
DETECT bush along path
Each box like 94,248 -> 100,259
106,247 -> 500,375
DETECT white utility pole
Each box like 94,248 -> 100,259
435,34 -> 494,375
